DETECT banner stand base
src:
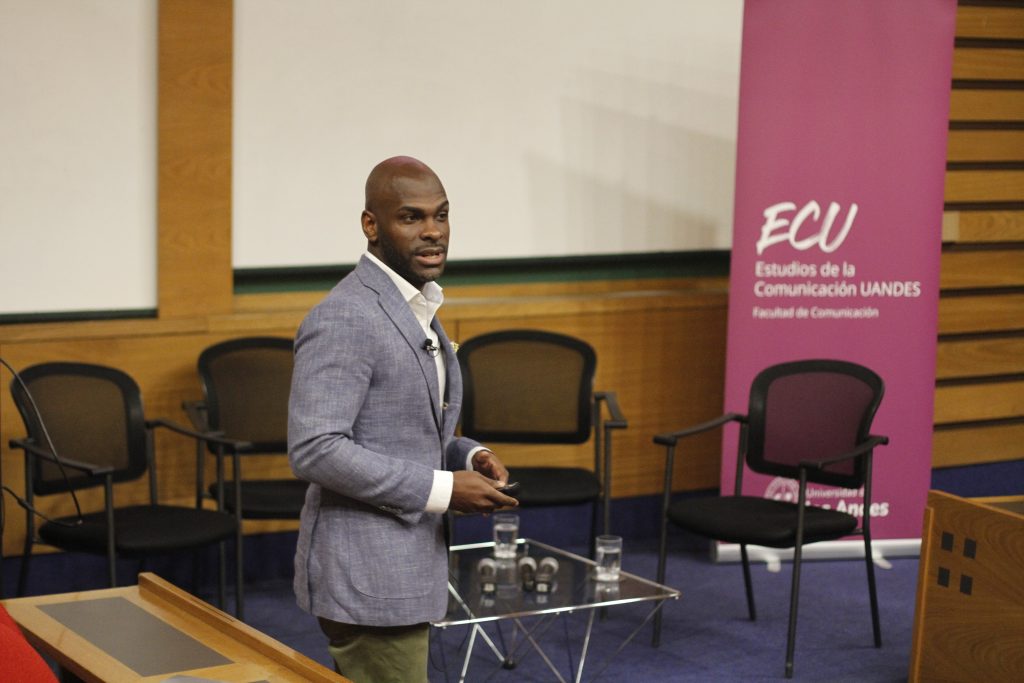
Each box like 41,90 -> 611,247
713,539 -> 920,572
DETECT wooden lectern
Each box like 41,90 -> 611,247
1,572 -> 348,683
909,490 -> 1024,682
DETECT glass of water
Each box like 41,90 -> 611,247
594,534 -> 622,581
492,513 -> 519,559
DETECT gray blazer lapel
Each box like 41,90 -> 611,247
356,258 -> 444,430
433,319 -> 461,440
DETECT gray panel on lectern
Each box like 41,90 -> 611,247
39,597 -> 231,677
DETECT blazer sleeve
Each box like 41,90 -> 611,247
288,301 -> 436,520
445,436 -> 482,473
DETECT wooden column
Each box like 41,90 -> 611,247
158,0 -> 234,318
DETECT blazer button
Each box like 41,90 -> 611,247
442,402 -> 449,410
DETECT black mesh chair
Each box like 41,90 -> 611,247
457,330 -> 627,548
653,359 -> 888,678
8,362 -> 245,616
185,336 -> 307,521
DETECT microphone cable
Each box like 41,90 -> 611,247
0,357 -> 85,529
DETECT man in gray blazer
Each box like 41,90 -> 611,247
289,156 -> 517,682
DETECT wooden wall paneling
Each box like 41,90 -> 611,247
158,0 -> 234,319
1,282 -> 727,555
949,89 -> 1024,121
0,324 -> 302,557
938,293 -> 1024,333
946,130 -> 1024,162
933,379 -> 1024,425
956,5 -> 1024,40
936,7 -> 1024,471
445,277 -> 731,300
449,291 -> 729,498
939,249 -> 1024,289
945,170 -> 1024,203
932,422 -> 1024,467
936,335 -> 1024,379
952,47 -> 1024,81
943,210 -> 1024,243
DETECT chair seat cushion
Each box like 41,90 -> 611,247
667,496 -> 858,548
39,505 -> 238,557
208,479 -> 308,519
507,467 -> 601,507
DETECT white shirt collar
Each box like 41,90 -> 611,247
364,251 -> 444,326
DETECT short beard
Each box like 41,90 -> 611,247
376,235 -> 438,289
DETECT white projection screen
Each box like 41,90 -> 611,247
233,0 -> 743,270
0,1 -> 742,317
0,0 -> 157,316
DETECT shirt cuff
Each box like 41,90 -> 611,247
425,469 -> 454,514
466,446 -> 489,470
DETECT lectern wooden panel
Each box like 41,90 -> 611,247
1,573 -> 348,683
909,490 -> 1024,682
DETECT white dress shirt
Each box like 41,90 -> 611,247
363,252 -> 478,512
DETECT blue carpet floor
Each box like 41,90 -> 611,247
241,537 -> 918,682
2,497 -> 923,681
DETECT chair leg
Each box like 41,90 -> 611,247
864,534 -> 881,647
784,543 -> 804,679
217,541 -> 227,610
107,545 -> 117,587
588,499 -> 599,559
17,540 -> 33,596
740,544 -> 756,621
191,549 -> 203,597
106,488 -> 117,587
235,533 -> 245,620
653,516 -> 669,647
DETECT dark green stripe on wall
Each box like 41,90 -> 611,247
0,309 -> 158,326
233,250 -> 732,294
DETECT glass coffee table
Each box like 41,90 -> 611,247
433,539 -> 680,683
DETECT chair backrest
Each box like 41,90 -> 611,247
745,359 -> 885,489
10,362 -> 148,495
197,336 -> 293,452
457,329 -> 596,444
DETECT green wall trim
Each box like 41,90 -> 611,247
0,309 -> 158,326
234,250 -> 731,294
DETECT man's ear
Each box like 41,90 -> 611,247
361,210 -> 378,243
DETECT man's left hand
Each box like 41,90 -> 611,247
471,449 -> 509,485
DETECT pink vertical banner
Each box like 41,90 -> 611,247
722,0 -> 957,548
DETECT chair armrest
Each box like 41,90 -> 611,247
181,399 -> 209,432
146,418 -> 253,452
594,391 -> 628,429
799,434 -> 889,470
8,438 -> 115,476
653,412 -> 746,446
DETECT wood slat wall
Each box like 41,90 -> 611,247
956,5 -> 1024,39
952,48 -> 1024,81
947,130 -> 1024,161
157,0 -> 234,319
942,209 -> 1024,241
937,0 -> 1024,470
950,89 -> 1024,120
1,1 -> 1022,560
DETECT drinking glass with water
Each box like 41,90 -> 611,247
492,513 -> 519,559
594,534 -> 622,581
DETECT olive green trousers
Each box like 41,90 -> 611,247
317,617 -> 430,683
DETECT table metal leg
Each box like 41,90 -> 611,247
584,598 -> 673,682
574,609 -> 598,683
511,616 -> 569,683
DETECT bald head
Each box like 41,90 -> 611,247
365,156 -> 444,214
361,156 -> 450,289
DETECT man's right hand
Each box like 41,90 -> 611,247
449,471 -> 519,514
